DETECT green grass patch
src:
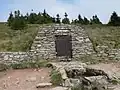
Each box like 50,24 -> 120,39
0,23 -> 120,51
77,54 -> 102,64
84,25 -> 120,49
50,69 -> 63,86
9,60 -> 48,69
0,60 -> 48,71
0,23 -> 39,51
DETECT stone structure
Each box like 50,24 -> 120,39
0,24 -> 120,64
49,62 -> 112,90
96,45 -> 120,60
0,24 -> 95,64
30,24 -> 94,60
0,52 -> 31,64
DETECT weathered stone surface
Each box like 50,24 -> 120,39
69,78 -> 82,87
0,52 -> 31,64
50,86 -> 68,90
50,62 -> 87,77
59,68 -> 68,80
49,61 -> 114,90
36,83 -> 52,88
0,24 -> 95,64
85,76 -> 109,85
31,24 -> 95,60
96,45 -> 120,60
64,79 -> 73,87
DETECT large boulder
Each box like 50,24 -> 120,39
49,62 -> 117,90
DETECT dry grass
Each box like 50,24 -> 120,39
83,25 -> 120,49
0,23 -> 39,51
0,23 -> 120,51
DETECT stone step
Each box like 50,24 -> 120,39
35,36 -> 46,40
36,83 -> 52,88
33,41 -> 41,44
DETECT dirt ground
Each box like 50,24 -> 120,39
0,68 -> 52,90
88,62 -> 120,78
0,62 -> 120,90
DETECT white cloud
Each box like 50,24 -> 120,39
1,0 -> 120,23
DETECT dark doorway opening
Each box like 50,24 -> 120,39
55,35 -> 72,58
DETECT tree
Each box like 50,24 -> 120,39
7,10 -> 27,30
90,15 -> 102,24
108,11 -> 120,26
83,17 -> 89,25
71,19 -> 78,24
7,12 -> 14,26
56,14 -> 61,24
78,14 -> 84,24
42,9 -> 47,23
41,9 -> 53,24
52,17 -> 56,23
94,15 -> 102,24
65,12 -> 68,18
24,13 -> 29,23
28,13 -> 38,24
62,12 -> 70,24
14,10 -> 20,18
36,12 -> 43,24
11,15 -> 27,30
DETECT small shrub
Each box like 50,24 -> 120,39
0,63 -> 8,71
50,70 -> 63,86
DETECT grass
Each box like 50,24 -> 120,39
50,69 -> 63,86
0,60 -> 48,71
10,60 -> 48,69
83,25 -> 120,49
0,23 -> 39,51
78,54 -> 102,64
0,23 -> 120,51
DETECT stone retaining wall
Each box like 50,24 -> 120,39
96,46 -> 120,60
0,52 -> 31,64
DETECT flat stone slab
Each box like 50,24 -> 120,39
50,86 -> 68,90
36,83 -> 52,88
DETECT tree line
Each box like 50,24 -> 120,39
7,10 -> 120,30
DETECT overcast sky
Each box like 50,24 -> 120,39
0,0 -> 120,23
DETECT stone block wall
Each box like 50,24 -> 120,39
96,46 -> 120,60
30,24 -> 95,60
0,52 -> 31,64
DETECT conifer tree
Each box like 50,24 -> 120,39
7,10 -> 27,30
83,17 -> 89,25
62,12 -> 70,24
56,14 -> 61,24
108,11 -> 120,26
7,12 -> 14,26
90,15 -> 102,24
78,14 -> 83,24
